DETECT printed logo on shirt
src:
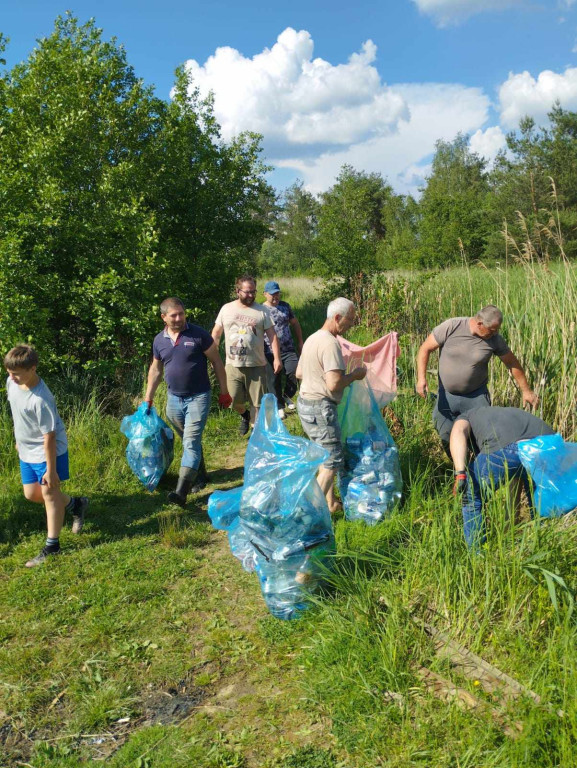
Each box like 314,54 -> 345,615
184,341 -> 196,347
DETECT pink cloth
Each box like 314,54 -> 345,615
337,332 -> 400,406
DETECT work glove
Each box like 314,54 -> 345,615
453,471 -> 468,496
218,393 -> 233,409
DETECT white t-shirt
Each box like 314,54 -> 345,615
214,301 -> 273,367
6,377 -> 68,462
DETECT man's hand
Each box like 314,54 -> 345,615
41,470 -> 60,490
143,399 -> 153,415
352,366 -> 367,381
218,393 -> 233,409
416,379 -> 428,398
273,357 -> 283,375
522,389 -> 539,409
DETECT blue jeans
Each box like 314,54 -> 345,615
165,391 -> 211,471
462,442 -> 533,547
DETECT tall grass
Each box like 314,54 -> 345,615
1,266 -> 576,767
351,261 -> 577,437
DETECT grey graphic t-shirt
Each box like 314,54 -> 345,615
264,301 -> 295,355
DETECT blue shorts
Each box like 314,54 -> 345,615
20,451 -> 70,485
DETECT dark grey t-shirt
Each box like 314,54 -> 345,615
433,317 -> 510,394
460,407 -> 555,454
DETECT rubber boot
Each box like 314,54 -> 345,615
189,454 -> 209,494
167,467 -> 198,508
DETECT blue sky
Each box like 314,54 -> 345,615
3,0 -> 577,195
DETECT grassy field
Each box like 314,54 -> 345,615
0,266 -> 576,767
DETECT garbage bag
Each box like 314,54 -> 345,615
207,394 -> 335,620
337,332 -> 400,407
518,433 -> 577,518
338,379 -> 402,525
120,403 -> 174,492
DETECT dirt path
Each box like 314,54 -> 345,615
111,445 -> 336,765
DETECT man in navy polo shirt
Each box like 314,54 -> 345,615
144,296 -> 232,506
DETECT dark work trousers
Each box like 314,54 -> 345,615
266,350 -> 299,408
433,381 -> 491,448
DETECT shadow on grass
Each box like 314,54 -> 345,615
0,463 -> 245,549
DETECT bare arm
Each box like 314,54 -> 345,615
42,431 -> 59,489
204,342 -> 228,395
416,333 -> 440,398
290,316 -> 304,354
449,419 -> 471,473
499,351 -> 538,408
144,358 -> 164,403
266,327 -> 282,374
211,323 -> 224,345
325,366 -> 367,397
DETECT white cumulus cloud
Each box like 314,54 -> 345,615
277,83 -> 491,196
411,0 -> 524,27
181,28 -> 408,158
499,67 -> 577,128
469,126 -> 507,163
178,29 -> 493,197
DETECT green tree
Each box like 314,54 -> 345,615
487,108 -> 577,260
377,193 -> 419,269
258,181 -> 319,275
315,166 -> 395,287
418,134 -> 489,266
0,15 -> 270,376
485,117 -> 551,261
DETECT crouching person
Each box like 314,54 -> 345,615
296,298 -> 367,513
450,406 -> 555,548
144,297 -> 232,507
4,345 -> 88,567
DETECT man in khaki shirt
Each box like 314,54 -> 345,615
296,297 -> 366,512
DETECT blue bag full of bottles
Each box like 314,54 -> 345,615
207,394 -> 336,620
517,433 -> 577,518
120,403 -> 174,492
338,378 -> 402,525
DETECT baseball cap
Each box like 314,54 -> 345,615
264,280 -> 281,294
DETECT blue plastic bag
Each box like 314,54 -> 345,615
517,433 -> 577,518
338,379 -> 402,525
207,394 -> 335,620
120,403 -> 174,492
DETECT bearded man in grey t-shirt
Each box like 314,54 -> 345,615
416,305 -> 538,446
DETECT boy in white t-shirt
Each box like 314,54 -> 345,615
4,345 -> 88,567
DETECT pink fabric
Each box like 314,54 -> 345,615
337,332 -> 400,406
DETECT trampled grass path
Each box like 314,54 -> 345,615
0,409 -> 338,767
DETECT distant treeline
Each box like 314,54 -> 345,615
1,14 -> 575,382
259,110 -> 577,278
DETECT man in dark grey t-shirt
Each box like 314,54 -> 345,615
416,305 -> 538,446
450,406 -> 555,547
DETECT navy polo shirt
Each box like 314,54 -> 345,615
152,323 -> 214,397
